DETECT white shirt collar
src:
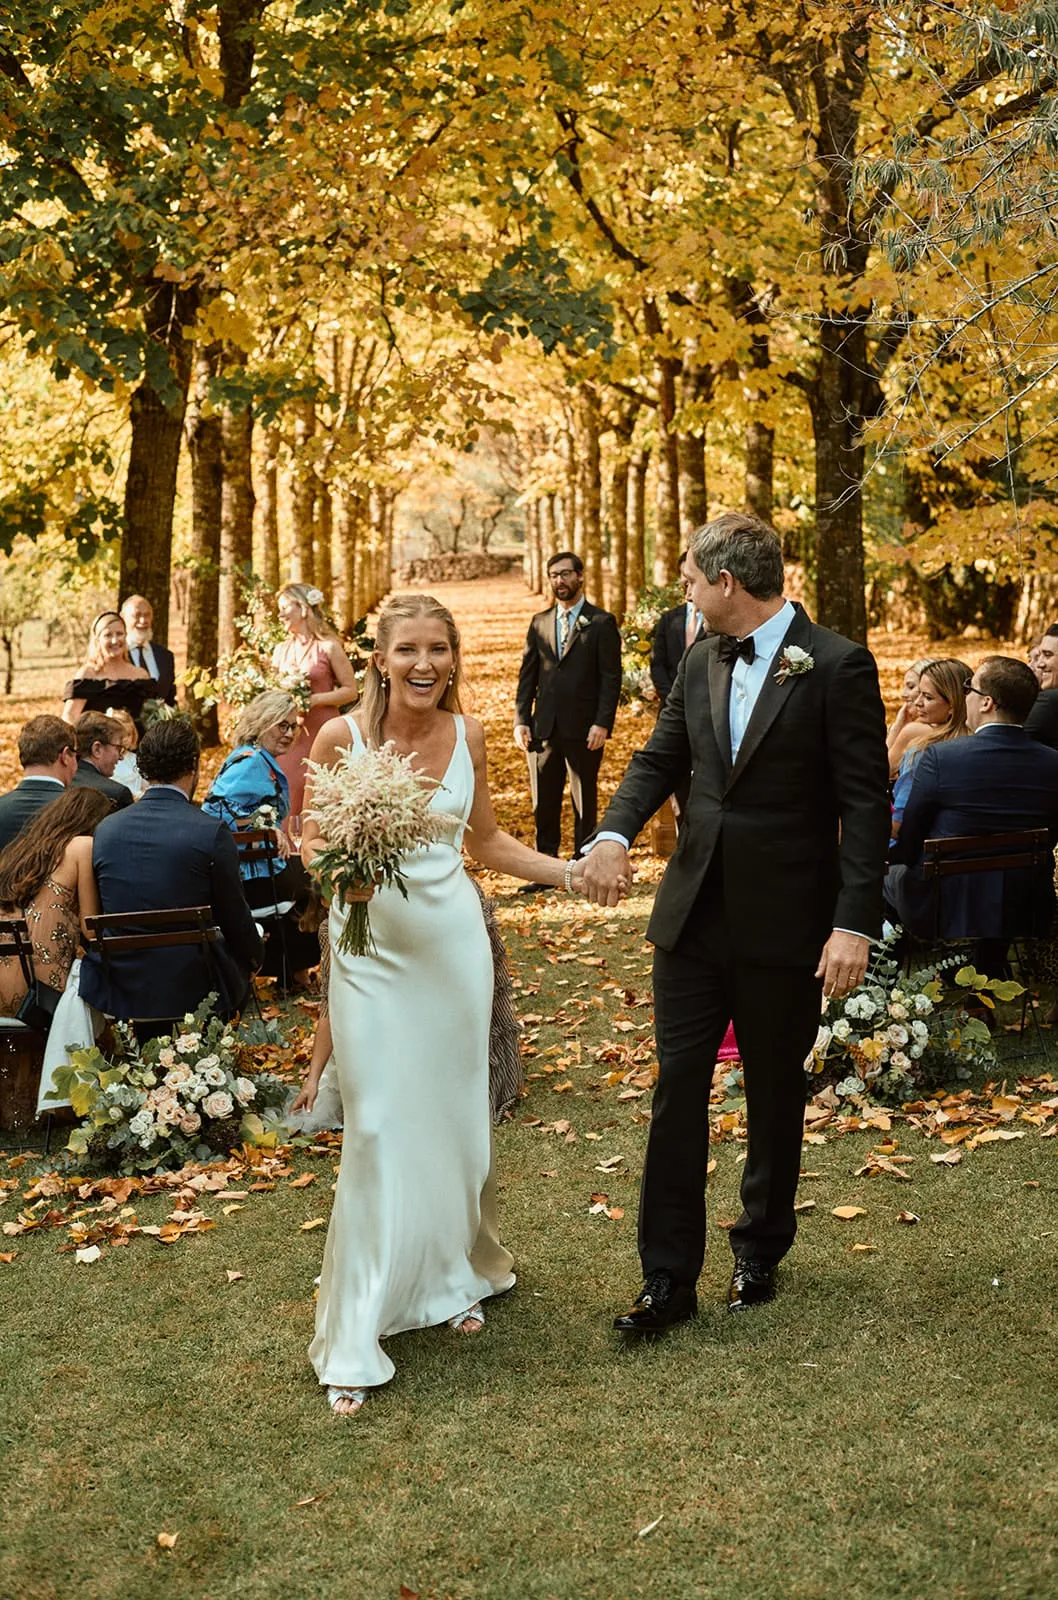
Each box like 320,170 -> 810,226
744,599 -> 796,665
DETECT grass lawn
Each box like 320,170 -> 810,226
3,882 -> 1058,1600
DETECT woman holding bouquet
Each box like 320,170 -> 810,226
294,592 -> 585,1416
271,584 -> 359,817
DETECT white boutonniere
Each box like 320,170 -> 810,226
573,613 -> 591,634
774,645 -> 814,683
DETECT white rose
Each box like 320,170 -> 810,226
911,1021 -> 928,1041
198,1053 -> 219,1072
179,1111 -> 202,1136
201,1091 -> 234,1120
164,1065 -> 192,1089
176,1032 -> 201,1055
890,989 -> 905,1004
887,1024 -> 908,1046
832,1019 -> 852,1041
158,1047 -> 176,1069
129,1110 -> 154,1137
234,1077 -> 257,1105
888,1003 -> 908,1021
890,1050 -> 911,1070
187,1077 -> 210,1103
914,995 -> 932,1015
201,1064 -> 226,1087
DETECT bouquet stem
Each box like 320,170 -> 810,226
335,900 -> 375,958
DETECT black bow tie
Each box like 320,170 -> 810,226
717,634 -> 755,667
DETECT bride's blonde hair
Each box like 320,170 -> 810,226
361,593 -> 465,748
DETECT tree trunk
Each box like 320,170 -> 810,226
580,385 -> 603,600
120,284 -> 198,644
219,393 -> 255,657
290,398 -> 316,583
629,449 -> 648,597
677,430 -> 707,540
654,359 -> 681,582
810,324 -> 868,642
337,489 -> 361,631
561,423 -> 579,548
543,493 -> 558,563
315,483 -> 334,598
184,347 -> 222,742
745,418 -> 774,526
609,454 -> 630,622
258,426 -> 281,590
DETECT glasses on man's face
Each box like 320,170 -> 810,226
963,680 -> 987,697
108,741 -> 126,756
549,569 -> 577,581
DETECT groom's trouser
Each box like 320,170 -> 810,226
639,871 -> 823,1283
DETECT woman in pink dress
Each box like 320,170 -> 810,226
272,584 -> 359,817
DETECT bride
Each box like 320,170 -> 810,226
294,592 -> 584,1416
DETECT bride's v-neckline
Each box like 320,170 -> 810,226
348,713 -> 461,789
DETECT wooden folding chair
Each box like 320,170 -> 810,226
232,829 -> 294,992
921,827 -> 1054,1056
0,916 -> 46,1139
84,906 -> 223,1038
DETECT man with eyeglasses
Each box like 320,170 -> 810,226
887,655 -> 1058,945
1025,622 -> 1058,750
514,551 -> 622,884
70,712 -> 134,811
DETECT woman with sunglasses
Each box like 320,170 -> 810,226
203,690 -> 319,983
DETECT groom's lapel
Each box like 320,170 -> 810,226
705,641 -> 733,771
725,605 -> 813,791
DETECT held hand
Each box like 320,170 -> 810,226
815,930 -> 870,1000
568,857 -> 588,895
513,724 -> 532,753
581,841 -> 632,908
586,724 -> 608,752
275,828 -> 293,860
344,883 -> 376,904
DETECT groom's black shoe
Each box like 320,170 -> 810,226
727,1257 -> 777,1313
613,1270 -> 697,1335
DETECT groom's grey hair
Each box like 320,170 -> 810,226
690,511 -> 784,599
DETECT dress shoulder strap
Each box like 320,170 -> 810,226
343,713 -> 364,749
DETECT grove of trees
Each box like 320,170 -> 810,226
1,0 -> 1057,661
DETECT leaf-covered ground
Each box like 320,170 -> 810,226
3,579 -> 1057,1599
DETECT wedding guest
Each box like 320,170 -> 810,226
108,710 -> 147,798
0,786 -> 109,1017
61,611 -> 154,725
888,657 -> 971,836
886,659 -> 930,750
514,552 -> 622,876
888,656 -> 1058,943
1025,623 -> 1058,750
272,583 -> 359,818
71,712 -> 134,811
202,689 -> 319,982
120,595 -> 177,705
0,716 -> 78,854
79,719 -> 263,1025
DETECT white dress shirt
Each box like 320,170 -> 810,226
728,600 -> 795,760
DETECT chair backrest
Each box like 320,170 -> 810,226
0,915 -> 35,992
84,905 -> 219,956
232,828 -> 281,869
922,829 -> 1053,879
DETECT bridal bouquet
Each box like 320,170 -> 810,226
306,741 -> 461,957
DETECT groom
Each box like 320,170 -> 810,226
583,512 -> 890,1331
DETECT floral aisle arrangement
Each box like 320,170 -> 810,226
48,998 -> 289,1174
619,580 -> 682,708
306,741 -> 460,957
809,930 -> 1023,1104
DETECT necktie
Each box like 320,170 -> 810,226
685,608 -> 701,650
557,610 -> 571,657
131,646 -> 142,669
717,634 -> 755,667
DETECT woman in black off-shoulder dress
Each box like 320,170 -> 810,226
62,611 -> 157,729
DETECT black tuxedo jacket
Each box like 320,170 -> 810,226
131,642 -> 177,705
0,778 -> 66,855
650,605 -> 692,704
79,787 -> 263,1021
515,600 -> 622,743
72,758 -> 133,811
890,724 -> 1058,938
1025,686 -> 1058,751
598,603 -> 891,963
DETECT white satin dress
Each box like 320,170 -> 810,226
309,714 -> 516,1391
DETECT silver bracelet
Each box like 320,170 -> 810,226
564,859 -> 576,894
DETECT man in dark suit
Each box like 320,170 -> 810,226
887,656 -> 1058,942
0,716 -> 77,853
121,594 -> 177,705
1025,623 -> 1058,750
79,718 -> 263,1024
650,550 -> 702,826
582,511 -> 890,1330
71,712 -> 134,811
514,551 -> 622,869
650,551 -> 702,705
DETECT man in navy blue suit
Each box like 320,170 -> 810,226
888,656 -> 1058,942
79,718 -> 263,1024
